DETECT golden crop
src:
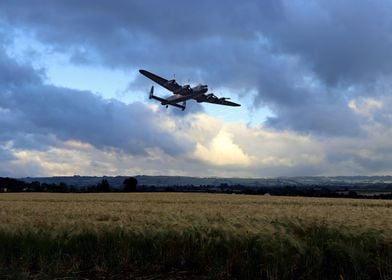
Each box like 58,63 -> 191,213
0,193 -> 391,235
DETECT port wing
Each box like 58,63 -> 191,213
139,69 -> 182,92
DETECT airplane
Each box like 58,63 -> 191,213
139,69 -> 240,111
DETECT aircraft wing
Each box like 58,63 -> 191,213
139,69 -> 182,92
151,96 -> 186,110
194,94 -> 241,107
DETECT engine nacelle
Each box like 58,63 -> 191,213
165,79 -> 177,87
173,85 -> 192,95
206,93 -> 215,100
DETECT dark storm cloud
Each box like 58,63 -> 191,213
0,45 -> 42,87
3,0 -> 392,81
1,0 -> 392,136
266,100 -> 361,136
260,0 -> 392,86
0,48 -> 192,156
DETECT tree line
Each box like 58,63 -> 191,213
0,177 -> 138,193
2,176 -> 392,199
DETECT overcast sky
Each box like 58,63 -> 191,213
1,0 -> 392,177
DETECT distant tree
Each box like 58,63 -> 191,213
59,182 -> 68,191
164,186 -> 176,192
30,181 -> 42,192
0,177 -> 26,192
68,185 -> 78,193
47,182 -> 69,192
41,183 -> 50,192
97,179 -> 111,192
347,191 -> 358,198
87,185 -> 98,192
123,177 -> 138,192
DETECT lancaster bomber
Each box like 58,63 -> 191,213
139,69 -> 240,111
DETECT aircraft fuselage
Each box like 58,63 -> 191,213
162,84 -> 208,105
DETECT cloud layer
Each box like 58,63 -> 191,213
0,46 -> 194,175
1,0 -> 392,176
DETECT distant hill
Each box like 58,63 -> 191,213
20,175 -> 392,189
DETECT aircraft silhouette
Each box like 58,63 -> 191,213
139,69 -> 240,111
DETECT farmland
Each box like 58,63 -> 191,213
0,193 -> 392,279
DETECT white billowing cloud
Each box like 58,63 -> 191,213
1,113 -> 325,177
3,138 -> 183,177
171,113 -> 326,175
194,130 -> 251,166
348,98 -> 383,117
174,114 -> 249,167
3,105 -> 392,177
5,143 -> 125,177
232,124 -> 324,168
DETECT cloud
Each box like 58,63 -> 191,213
2,1 -> 392,176
4,0 -> 392,85
0,144 -> 16,161
179,114 -> 327,176
348,98 -> 383,118
261,0 -> 392,85
0,47 -> 194,160
3,0 -> 388,136
194,130 -> 251,166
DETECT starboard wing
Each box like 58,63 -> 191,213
139,69 -> 182,92
194,94 -> 241,107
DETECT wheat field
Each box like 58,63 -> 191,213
0,193 -> 391,233
0,193 -> 391,279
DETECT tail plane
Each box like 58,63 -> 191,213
147,85 -> 186,111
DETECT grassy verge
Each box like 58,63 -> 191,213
0,221 -> 391,279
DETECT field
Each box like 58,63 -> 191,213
0,193 -> 392,279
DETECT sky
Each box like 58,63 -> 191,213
1,0 -> 392,178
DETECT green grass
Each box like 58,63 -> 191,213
0,222 -> 391,279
